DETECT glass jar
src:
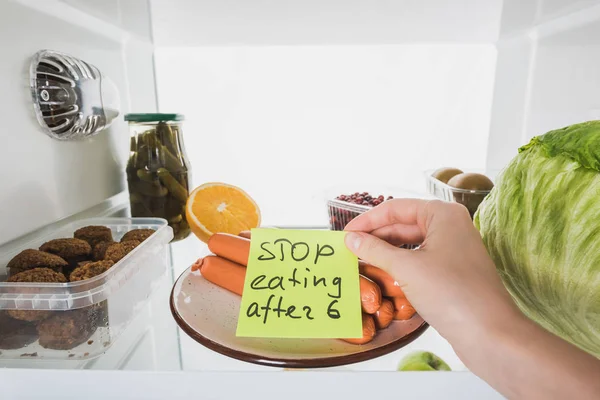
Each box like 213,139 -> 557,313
124,114 -> 192,242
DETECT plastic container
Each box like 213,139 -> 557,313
125,113 -> 192,242
327,198 -> 375,231
425,169 -> 498,218
326,187 -> 433,248
0,218 -> 173,360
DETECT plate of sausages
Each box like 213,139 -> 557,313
170,231 -> 428,368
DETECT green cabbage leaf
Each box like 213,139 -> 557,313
475,120 -> 600,358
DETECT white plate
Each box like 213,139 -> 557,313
170,266 -> 428,368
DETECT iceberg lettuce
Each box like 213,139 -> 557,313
475,120 -> 600,358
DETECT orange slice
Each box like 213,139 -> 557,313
185,182 -> 261,243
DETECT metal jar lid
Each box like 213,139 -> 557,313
124,113 -> 184,122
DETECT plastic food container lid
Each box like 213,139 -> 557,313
0,218 -> 173,311
124,113 -> 184,122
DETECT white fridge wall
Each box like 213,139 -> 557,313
0,0 -> 156,245
485,36 -> 534,170
152,0 -> 600,198
487,0 -> 600,170
151,1 -> 501,227
151,0 -> 502,46
526,8 -> 600,137
154,45 -> 496,226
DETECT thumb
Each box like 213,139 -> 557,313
345,231 -> 413,273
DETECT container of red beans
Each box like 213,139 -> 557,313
327,192 -> 394,231
326,187 -> 435,229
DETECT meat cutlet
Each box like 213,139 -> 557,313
7,267 -> 67,284
37,308 -> 99,350
6,249 -> 68,276
76,260 -> 93,268
120,229 -> 154,243
39,238 -> 91,264
0,311 -> 38,350
67,260 -> 113,350
39,238 -> 92,277
92,241 -> 114,261
6,268 -> 67,322
74,226 -> 113,249
70,260 -> 114,282
104,240 -> 140,263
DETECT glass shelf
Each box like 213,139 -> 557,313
0,193 -> 465,372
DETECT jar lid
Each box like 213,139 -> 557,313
124,113 -> 184,122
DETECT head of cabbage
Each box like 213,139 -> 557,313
475,120 -> 600,358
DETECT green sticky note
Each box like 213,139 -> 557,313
236,228 -> 362,339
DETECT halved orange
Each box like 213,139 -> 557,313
185,182 -> 261,243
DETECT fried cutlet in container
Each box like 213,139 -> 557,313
0,311 -> 38,350
104,240 -> 141,263
39,238 -> 91,264
28,259 -> 116,352
69,260 -> 115,335
92,241 -> 114,261
69,260 -> 114,282
37,259 -> 111,351
74,226 -> 113,249
6,268 -> 68,322
76,260 -> 93,268
37,307 -> 101,350
120,229 -> 155,243
6,249 -> 68,276
39,238 -> 92,276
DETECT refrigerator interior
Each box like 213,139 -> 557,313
152,0 -> 502,227
1,0 -> 600,376
0,0 -> 156,245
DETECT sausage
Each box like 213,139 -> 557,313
238,230 -> 252,239
207,233 -> 250,266
194,257 -> 378,345
237,229 -> 280,239
359,276 -> 382,314
193,256 -> 377,345
340,313 -> 376,345
207,233 -> 382,314
358,260 -> 405,298
193,255 -> 246,296
390,296 -> 416,320
373,298 -> 395,329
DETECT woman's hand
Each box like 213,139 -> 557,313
344,199 -> 600,399
344,198 -> 521,346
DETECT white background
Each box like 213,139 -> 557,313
155,45 -> 496,226
152,0 -> 502,227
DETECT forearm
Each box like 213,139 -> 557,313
455,313 -> 600,399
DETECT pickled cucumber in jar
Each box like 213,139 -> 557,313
124,114 -> 192,242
